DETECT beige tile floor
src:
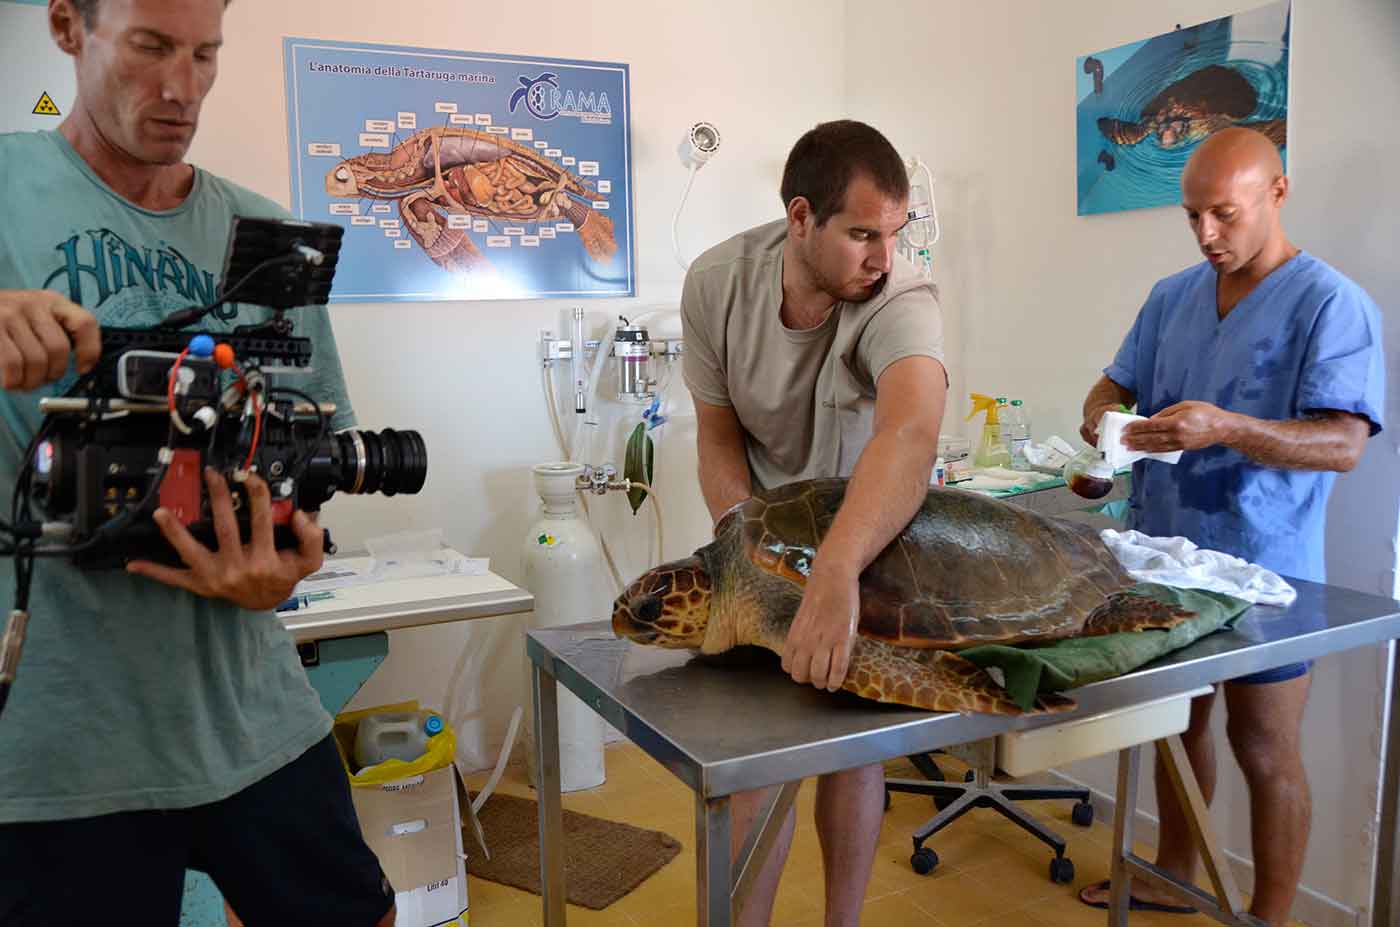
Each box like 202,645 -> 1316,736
463,742 -> 1305,927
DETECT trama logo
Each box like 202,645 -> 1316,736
508,73 -> 612,122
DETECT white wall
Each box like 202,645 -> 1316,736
0,0 -> 76,134
846,1 -> 1399,924
189,0 -> 846,769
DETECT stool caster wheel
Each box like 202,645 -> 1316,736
1049,856 -> 1075,884
911,847 -> 939,875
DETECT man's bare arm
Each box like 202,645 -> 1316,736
693,397 -> 753,525
1230,411 -> 1371,471
1125,402 -> 1371,472
782,355 -> 947,690
1080,374 -> 1136,444
813,356 -> 947,577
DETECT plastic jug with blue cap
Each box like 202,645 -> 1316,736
353,709 -> 445,769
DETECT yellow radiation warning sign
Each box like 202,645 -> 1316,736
32,93 -> 61,117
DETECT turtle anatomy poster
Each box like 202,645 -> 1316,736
1075,1 -> 1290,216
284,38 -> 634,302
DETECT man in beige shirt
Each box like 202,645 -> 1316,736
682,120 -> 948,927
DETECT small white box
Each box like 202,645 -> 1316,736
334,711 -> 468,927
997,687 -> 1212,777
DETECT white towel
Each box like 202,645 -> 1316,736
1100,528 -> 1297,606
1098,410 -> 1184,470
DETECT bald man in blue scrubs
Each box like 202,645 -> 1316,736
1076,127 -> 1385,925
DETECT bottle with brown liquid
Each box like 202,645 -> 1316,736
1064,447 -> 1115,499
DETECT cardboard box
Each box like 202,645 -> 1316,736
335,712 -> 469,927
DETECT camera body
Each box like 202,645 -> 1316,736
16,217 -> 427,569
29,328 -> 425,569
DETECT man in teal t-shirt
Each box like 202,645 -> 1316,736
0,2 -> 396,925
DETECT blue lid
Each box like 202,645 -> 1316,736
188,334 -> 215,358
423,714 -> 444,735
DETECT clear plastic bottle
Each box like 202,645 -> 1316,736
353,709 -> 445,769
967,394 -> 1011,468
995,397 -> 1011,451
1008,399 -> 1031,470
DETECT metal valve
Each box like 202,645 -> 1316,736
576,464 -> 628,495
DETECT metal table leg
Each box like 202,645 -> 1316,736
1154,737 -> 1245,916
732,782 -> 801,920
1373,639 -> 1400,926
1109,736 -> 1264,927
534,660 -> 566,927
697,793 -> 733,927
1109,745 -> 1141,927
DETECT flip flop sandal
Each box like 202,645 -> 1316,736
1078,879 -> 1197,914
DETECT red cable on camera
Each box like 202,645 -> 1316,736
242,390 -> 264,473
212,341 -> 263,474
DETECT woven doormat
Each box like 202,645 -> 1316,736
465,792 -> 682,909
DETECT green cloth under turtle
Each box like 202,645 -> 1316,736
959,584 -> 1251,711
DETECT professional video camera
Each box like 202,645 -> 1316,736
0,216 -> 427,715
19,216 -> 427,568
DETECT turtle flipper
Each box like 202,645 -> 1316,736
843,638 -> 1072,715
1098,117 -> 1149,146
1082,591 -> 1194,637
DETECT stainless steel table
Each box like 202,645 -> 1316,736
527,579 -> 1400,926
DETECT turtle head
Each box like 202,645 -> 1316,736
612,555 -> 712,648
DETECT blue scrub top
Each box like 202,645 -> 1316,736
1107,252 -> 1385,583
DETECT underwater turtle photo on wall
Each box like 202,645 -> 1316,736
1075,1 -> 1291,215
1096,65 -> 1286,150
612,479 -> 1200,716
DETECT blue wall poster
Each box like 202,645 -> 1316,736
284,38 -> 634,302
1075,1 -> 1290,216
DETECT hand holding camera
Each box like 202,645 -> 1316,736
0,290 -> 101,391
126,468 -> 327,611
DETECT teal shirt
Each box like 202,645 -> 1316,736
0,130 -> 357,822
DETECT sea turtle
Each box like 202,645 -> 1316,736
1098,64 -> 1286,150
612,479 -> 1193,715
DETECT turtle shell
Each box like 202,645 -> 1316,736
722,478 -> 1140,649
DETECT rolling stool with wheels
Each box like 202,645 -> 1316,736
884,739 -> 1094,881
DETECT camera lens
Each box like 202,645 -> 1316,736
335,428 -> 427,496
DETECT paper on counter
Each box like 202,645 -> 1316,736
296,547 -> 490,595
296,559 -> 374,593
371,552 -> 490,584
958,467 -> 1058,492
1022,435 -> 1076,471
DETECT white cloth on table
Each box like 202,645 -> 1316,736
1100,528 -> 1296,606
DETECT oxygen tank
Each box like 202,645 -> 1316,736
521,462 -> 609,791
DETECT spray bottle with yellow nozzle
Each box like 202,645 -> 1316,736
966,393 -> 1011,468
